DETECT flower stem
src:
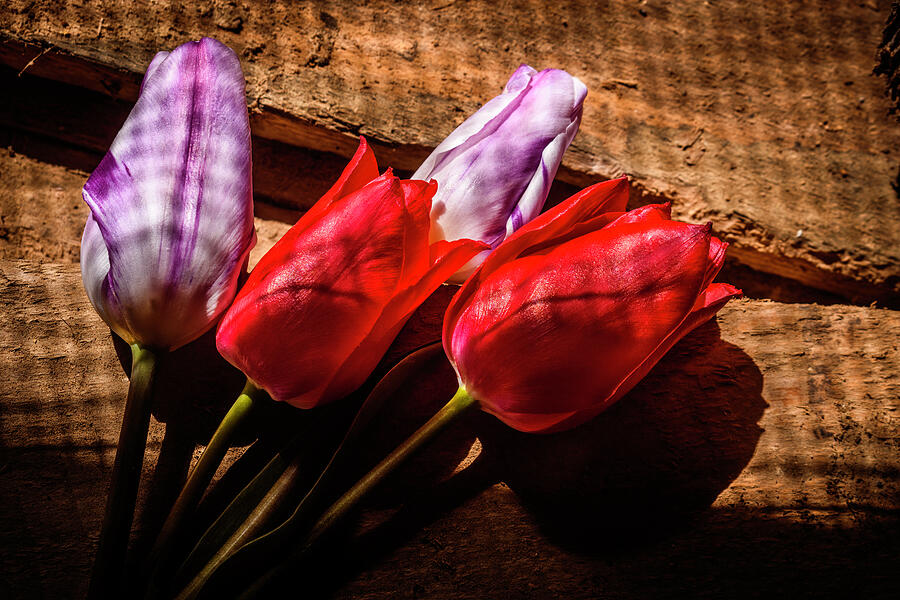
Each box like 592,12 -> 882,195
175,433 -> 304,585
87,343 -> 158,600
143,378 -> 261,596
173,435 -> 304,600
183,342 -> 445,600
239,386 -> 477,600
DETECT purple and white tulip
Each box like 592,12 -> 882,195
413,64 -> 587,282
81,37 -> 255,351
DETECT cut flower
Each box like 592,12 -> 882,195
216,138 -> 486,409
443,177 -> 742,433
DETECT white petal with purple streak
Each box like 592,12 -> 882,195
413,65 -> 586,283
80,37 -> 255,350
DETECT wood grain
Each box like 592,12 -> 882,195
1,1 -> 898,302
0,259 -> 897,598
0,140 -> 862,307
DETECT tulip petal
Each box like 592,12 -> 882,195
449,220 -> 713,417
82,37 -> 255,349
499,262 -> 741,434
483,177 -> 630,275
81,213 -> 126,339
395,179 -> 436,285
416,66 -> 587,280
306,136 -> 379,223
322,235 -> 487,402
603,203 -> 671,228
413,65 -> 538,184
217,173 -> 466,409
319,177 -> 485,402
683,282 -> 743,332
576,282 -> 743,430
444,177 -> 629,343
480,408 -> 581,434
701,236 -> 729,289
503,72 -> 587,238
243,138 -> 380,291
140,51 -> 169,94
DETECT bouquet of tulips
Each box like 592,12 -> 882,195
80,38 -> 740,599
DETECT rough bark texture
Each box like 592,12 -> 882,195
1,0 -> 899,303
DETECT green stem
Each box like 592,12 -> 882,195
239,386 -> 477,600
175,434 -> 304,585
175,439 -> 304,600
87,343 -> 158,600
143,378 -> 260,596
183,342 -> 445,600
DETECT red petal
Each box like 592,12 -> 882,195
218,174 -> 411,408
481,408 -> 580,434
240,138 -> 380,290
595,282 -> 742,414
483,177 -> 630,275
602,202 -> 671,228
312,136 -> 379,215
395,179 -> 436,285
444,177 -> 629,343
449,220 -> 713,417
540,283 -> 742,433
701,236 -> 729,290
322,235 -> 486,402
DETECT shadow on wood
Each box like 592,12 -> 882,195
482,317 -> 766,551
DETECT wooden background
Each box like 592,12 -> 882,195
1,1 -> 899,598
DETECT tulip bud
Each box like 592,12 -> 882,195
216,138 -> 486,410
443,178 -> 742,433
413,65 -> 587,282
80,37 -> 255,351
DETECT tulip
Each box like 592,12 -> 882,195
216,137 -> 486,410
235,178 -> 741,598
81,38 -> 255,351
81,37 -> 254,599
413,64 -> 587,281
443,176 -> 742,433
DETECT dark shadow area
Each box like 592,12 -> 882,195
109,327 -> 317,571
185,338 -> 479,599
110,285 -> 466,597
718,260 -> 848,306
327,504 -> 900,599
481,317 -> 766,551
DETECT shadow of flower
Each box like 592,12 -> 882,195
479,317 -> 766,551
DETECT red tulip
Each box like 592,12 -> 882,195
233,178 -> 742,593
443,177 -> 742,433
216,138 -> 486,409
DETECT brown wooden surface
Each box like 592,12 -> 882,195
1,258 -> 898,598
1,1 -> 899,303
2,2 -> 900,598
1,145 -> 898,599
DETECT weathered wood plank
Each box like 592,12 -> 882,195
1,259 -> 898,598
0,143 -> 853,306
2,0 -> 898,303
